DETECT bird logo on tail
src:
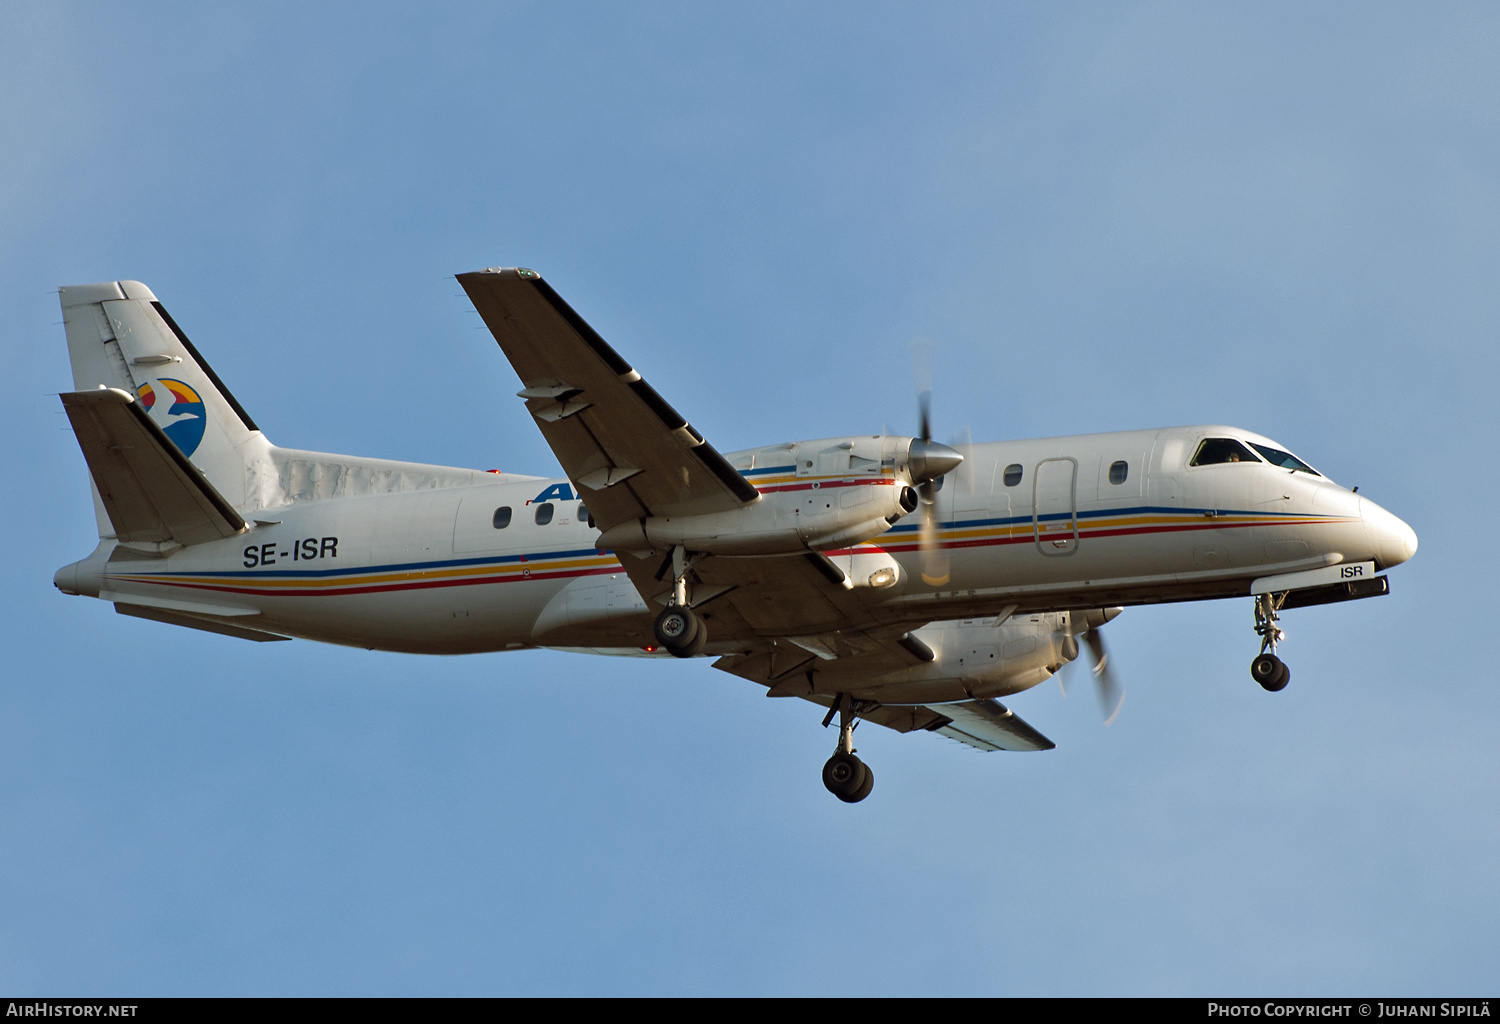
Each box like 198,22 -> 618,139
136,378 -> 206,456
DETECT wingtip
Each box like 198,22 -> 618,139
459,266 -> 541,280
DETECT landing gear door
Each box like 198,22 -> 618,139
1033,457 -> 1078,556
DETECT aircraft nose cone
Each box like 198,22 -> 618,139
908,439 -> 963,484
1360,497 -> 1418,569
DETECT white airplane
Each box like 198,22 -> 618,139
52,269 -> 1418,802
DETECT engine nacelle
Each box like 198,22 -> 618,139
595,434 -> 944,556
769,609 -> 1120,705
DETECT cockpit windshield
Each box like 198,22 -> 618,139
1189,438 -> 1262,466
1249,443 -> 1320,476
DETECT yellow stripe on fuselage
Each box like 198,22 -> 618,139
107,554 -> 620,591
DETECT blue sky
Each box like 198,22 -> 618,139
3,1 -> 1496,995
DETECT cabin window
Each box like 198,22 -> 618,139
492,506 -> 512,529
1003,464 -> 1023,487
1109,460 -> 1129,485
1249,443 -> 1320,476
578,502 -> 594,528
1190,438 -> 1261,467
534,502 -> 554,525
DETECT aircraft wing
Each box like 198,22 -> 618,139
457,268 -> 759,530
460,267 -> 915,649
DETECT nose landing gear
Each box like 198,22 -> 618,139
1251,592 -> 1291,691
821,693 -> 875,803
1251,651 -> 1289,691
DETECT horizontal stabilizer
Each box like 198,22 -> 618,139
925,699 -> 1056,752
98,589 -> 259,617
61,388 -> 246,551
115,603 -> 290,642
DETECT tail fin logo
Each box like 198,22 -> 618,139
136,378 -> 206,456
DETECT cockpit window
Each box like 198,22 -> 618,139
1249,443 -> 1321,476
1190,438 -> 1262,466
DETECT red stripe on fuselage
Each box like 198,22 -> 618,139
125,564 -> 621,599
847,517 -> 1347,555
754,479 -> 895,495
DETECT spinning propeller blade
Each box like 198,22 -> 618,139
908,337 -> 959,587
917,487 -> 949,586
1083,628 -> 1125,726
1057,615 -> 1125,725
911,336 -> 934,443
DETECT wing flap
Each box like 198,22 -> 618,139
714,636 -> 1057,753
60,388 -> 246,549
924,699 -> 1056,752
811,697 -> 1053,751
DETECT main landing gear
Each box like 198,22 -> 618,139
821,694 -> 874,803
653,546 -> 708,659
1251,592 -> 1291,692
654,604 -> 706,658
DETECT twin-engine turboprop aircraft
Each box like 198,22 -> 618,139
53,269 -> 1418,802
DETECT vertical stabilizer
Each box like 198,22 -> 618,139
59,281 -> 275,530
58,282 -> 492,543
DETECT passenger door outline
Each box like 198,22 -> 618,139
1033,457 -> 1079,556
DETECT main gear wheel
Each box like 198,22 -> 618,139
822,751 -> 874,803
654,606 -> 706,658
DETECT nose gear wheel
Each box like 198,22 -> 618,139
1251,652 -> 1290,691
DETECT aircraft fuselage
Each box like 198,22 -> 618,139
56,423 -> 1416,656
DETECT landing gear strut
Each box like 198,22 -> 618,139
1251,592 -> 1291,692
654,546 -> 707,658
821,693 -> 875,803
